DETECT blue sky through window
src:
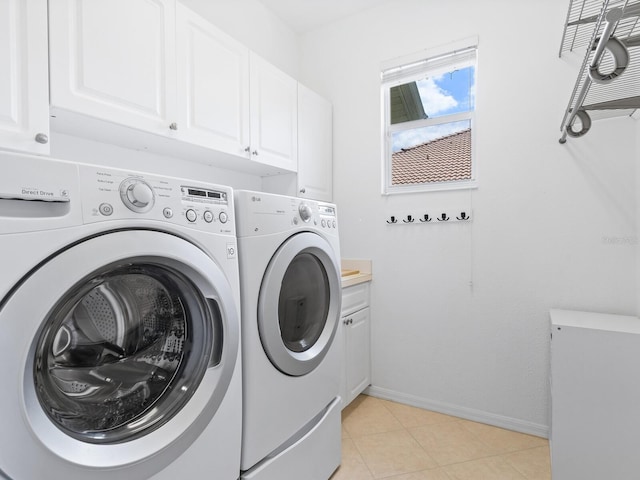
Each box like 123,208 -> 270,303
392,66 -> 475,152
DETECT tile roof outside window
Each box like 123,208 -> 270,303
391,128 -> 471,185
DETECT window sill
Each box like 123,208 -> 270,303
383,179 -> 478,195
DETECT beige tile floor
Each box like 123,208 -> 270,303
331,395 -> 551,480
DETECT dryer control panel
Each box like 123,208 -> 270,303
234,190 -> 339,239
79,165 -> 234,235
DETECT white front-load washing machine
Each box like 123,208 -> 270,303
0,152 -> 242,479
234,190 -> 342,480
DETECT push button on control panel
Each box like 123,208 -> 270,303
203,210 -> 214,223
99,203 -> 113,216
219,211 -> 228,223
186,209 -> 197,223
163,207 -> 173,219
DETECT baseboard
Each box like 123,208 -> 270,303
364,386 -> 549,439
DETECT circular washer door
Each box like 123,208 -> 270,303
258,232 -> 341,376
0,230 -> 239,479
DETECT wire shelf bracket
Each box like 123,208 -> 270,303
559,0 -> 640,143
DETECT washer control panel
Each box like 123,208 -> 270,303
181,186 -> 230,224
79,165 -> 234,235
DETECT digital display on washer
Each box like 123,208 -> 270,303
319,205 -> 335,217
182,187 -> 227,204
187,188 -> 207,197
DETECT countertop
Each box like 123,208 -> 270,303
341,259 -> 372,288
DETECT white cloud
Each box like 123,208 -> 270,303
392,121 -> 469,152
416,77 -> 457,116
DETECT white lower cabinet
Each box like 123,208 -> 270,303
340,282 -> 371,408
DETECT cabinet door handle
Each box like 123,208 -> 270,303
300,188 -> 306,194
244,146 -> 251,153
252,150 -> 259,156
169,122 -> 178,130
34,133 -> 49,144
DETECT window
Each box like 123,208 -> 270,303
382,39 -> 477,194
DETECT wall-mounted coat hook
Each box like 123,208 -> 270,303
386,215 -> 397,224
403,215 -> 415,223
456,211 -> 471,221
436,213 -> 449,222
420,214 -> 432,222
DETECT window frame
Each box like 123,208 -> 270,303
381,37 -> 479,195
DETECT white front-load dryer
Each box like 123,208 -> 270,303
234,190 -> 342,480
0,152 -> 242,480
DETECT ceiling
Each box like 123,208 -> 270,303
259,0 -> 392,34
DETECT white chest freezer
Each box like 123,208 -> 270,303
550,309 -> 640,480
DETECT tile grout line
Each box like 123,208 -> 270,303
340,395 -> 549,479
346,434 -> 378,480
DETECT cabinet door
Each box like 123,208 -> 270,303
176,5 -> 250,157
298,84 -> 332,201
49,0 -> 177,135
346,307 -> 371,406
249,53 -> 298,172
0,0 -> 49,154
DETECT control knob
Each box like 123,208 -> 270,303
120,178 -> 155,213
298,203 -> 312,222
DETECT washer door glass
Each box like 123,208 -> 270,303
34,263 -> 216,444
258,232 -> 341,377
278,252 -> 330,353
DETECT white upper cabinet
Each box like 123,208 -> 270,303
48,0 -> 178,135
176,4 -> 250,157
46,1 -> 306,176
249,53 -> 298,172
298,84 -> 332,201
0,0 -> 49,154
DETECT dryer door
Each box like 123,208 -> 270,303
258,232 -> 341,376
0,230 -> 239,479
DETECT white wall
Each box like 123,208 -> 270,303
299,0 -> 637,435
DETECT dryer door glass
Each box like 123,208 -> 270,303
278,252 -> 330,352
33,263 -> 217,444
258,232 -> 341,376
